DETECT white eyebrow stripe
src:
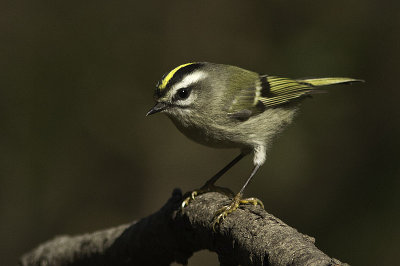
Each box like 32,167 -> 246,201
171,71 -> 208,91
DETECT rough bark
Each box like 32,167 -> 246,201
19,189 -> 348,266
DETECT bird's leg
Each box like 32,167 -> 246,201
181,153 -> 245,208
212,164 -> 264,231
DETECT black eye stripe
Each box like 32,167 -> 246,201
174,87 -> 192,101
178,88 -> 189,99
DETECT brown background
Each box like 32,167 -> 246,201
1,1 -> 399,265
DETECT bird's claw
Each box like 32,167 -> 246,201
212,194 -> 264,231
181,191 -> 198,208
212,202 -> 239,231
239,197 -> 264,209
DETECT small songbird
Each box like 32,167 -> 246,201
146,62 -> 362,228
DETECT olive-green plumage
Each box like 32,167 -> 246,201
147,62 -> 363,228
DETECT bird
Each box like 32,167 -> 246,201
146,62 -> 363,229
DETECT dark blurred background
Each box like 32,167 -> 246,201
1,1 -> 399,265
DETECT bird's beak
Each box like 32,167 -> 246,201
146,102 -> 168,116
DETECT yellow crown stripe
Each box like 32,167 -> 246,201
159,62 -> 195,90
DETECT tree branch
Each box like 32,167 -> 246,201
19,189 -> 348,266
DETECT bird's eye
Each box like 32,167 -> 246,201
176,88 -> 191,99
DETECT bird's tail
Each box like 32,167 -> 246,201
297,77 -> 364,87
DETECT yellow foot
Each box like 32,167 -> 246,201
212,193 -> 264,231
181,190 -> 198,208
181,185 -> 234,208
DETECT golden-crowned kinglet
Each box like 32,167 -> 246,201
147,62 -> 362,228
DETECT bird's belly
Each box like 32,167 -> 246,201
167,107 -> 298,151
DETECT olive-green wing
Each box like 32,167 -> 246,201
226,86 -> 264,120
227,75 -> 362,120
227,75 -> 313,120
259,75 -> 315,108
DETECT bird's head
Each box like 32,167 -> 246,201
146,62 -> 211,121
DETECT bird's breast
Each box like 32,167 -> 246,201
167,113 -> 243,149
